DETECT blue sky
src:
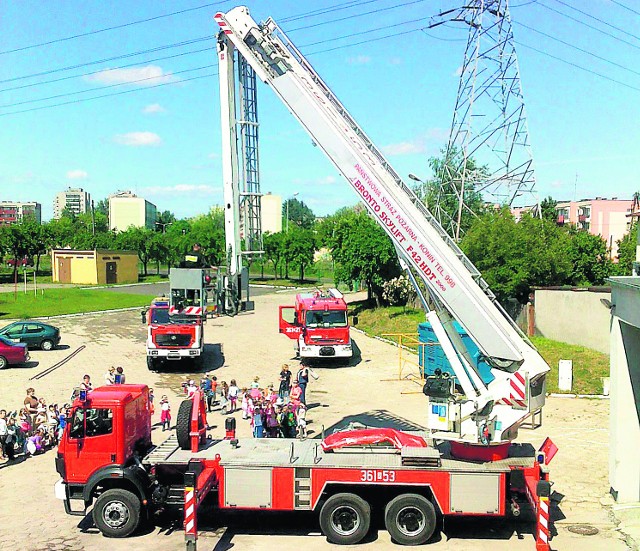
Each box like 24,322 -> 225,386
1,0 -> 638,221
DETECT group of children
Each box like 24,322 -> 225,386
1,389 -> 70,462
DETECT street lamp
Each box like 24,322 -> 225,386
408,173 -> 424,183
156,222 -> 172,233
408,174 -> 428,208
286,191 -> 299,232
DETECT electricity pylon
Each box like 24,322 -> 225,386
428,0 -> 539,240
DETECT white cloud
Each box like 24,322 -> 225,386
382,128 -> 450,157
382,141 -> 425,156
388,57 -> 403,65
292,175 -> 338,188
113,131 -> 162,147
453,65 -> 463,77
346,55 -> 371,65
143,103 -> 165,114
550,180 -> 565,189
66,169 -> 88,180
86,65 -> 176,87
207,152 -> 219,159
142,184 -> 219,196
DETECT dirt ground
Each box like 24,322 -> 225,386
0,290 -> 633,551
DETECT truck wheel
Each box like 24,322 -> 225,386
92,488 -> 141,538
146,357 -> 157,372
319,493 -> 370,545
176,399 -> 194,450
384,493 -> 436,545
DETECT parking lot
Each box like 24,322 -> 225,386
0,290 -> 631,551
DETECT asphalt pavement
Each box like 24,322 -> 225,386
96,282 -> 280,297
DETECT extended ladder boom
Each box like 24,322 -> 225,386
215,7 -> 550,444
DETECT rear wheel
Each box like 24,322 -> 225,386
92,488 -> 141,538
176,399 -> 194,450
0,356 -> 7,369
40,339 -> 54,351
384,493 -> 436,546
319,493 -> 370,545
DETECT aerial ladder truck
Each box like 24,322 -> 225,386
53,7 -> 556,551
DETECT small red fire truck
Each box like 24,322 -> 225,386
279,289 -> 353,360
54,386 -> 556,550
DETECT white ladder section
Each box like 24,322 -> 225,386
214,8 -> 549,387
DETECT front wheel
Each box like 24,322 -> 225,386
384,493 -> 437,545
0,356 -> 7,369
146,356 -> 157,371
92,488 -> 141,538
319,493 -> 370,545
40,339 -> 54,351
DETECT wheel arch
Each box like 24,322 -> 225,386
315,483 -> 442,514
83,466 -> 150,506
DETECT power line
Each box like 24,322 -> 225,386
516,40 -> 640,92
0,46 -> 215,94
536,1 -> 640,52
0,72 -> 218,117
551,0 -> 640,42
286,0 -> 431,33
0,2 -> 227,56
610,0 -> 640,17
280,0 -> 380,23
0,64 -> 217,109
0,36 -> 213,85
516,21 -> 640,78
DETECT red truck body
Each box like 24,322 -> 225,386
279,289 -> 352,360
54,385 -> 554,550
145,300 -> 204,370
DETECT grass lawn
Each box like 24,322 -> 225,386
0,288 -> 156,319
350,300 -> 609,395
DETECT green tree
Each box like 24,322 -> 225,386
155,210 -> 176,231
564,226 -> 612,285
283,197 -> 315,230
461,209 -> 573,303
116,227 -> 154,276
149,232 -> 170,274
285,226 -> 316,281
540,196 -> 558,222
327,208 -> 400,305
263,232 -> 285,279
94,198 -> 109,217
413,147 -> 488,239
190,208 -> 225,266
615,221 -> 638,275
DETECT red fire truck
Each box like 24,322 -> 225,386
279,289 -> 353,360
54,386 -> 556,550
144,268 -> 214,371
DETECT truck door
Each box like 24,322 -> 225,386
65,407 -> 117,483
279,306 -> 302,340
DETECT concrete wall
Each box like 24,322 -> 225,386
609,277 -> 640,503
95,251 -> 138,284
534,289 -> 611,354
51,249 -> 138,285
261,193 -> 282,234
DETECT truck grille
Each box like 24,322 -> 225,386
155,334 -> 191,347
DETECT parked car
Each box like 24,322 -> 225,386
0,336 -> 29,368
0,321 -> 61,351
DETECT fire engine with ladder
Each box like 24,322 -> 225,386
54,6 -> 557,551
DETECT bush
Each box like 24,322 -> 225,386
382,275 -> 416,306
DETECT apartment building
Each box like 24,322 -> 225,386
108,191 -> 157,232
53,187 -> 91,219
261,192 -> 282,233
0,201 -> 42,225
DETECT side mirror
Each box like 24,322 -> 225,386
352,316 -> 358,326
141,310 -> 147,325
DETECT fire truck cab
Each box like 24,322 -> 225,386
279,289 -> 353,359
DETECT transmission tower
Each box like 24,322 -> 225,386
429,0 -> 539,240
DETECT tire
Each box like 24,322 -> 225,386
0,356 -> 7,369
176,399 -> 194,450
319,493 -> 371,545
40,339 -> 54,351
146,356 -> 157,371
384,493 -> 437,546
92,488 -> 141,538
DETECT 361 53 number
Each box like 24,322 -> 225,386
360,470 -> 396,482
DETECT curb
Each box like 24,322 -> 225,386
34,306 -> 143,321
79,281 -> 164,290
548,393 -> 610,399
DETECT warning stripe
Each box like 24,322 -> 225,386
537,497 -> 550,546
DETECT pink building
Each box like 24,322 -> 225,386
555,198 -> 634,258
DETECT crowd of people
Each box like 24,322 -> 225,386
0,360 -> 318,464
178,363 -> 316,439
0,387 -> 70,463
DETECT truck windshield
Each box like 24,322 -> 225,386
150,309 -> 170,324
305,310 -> 347,328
